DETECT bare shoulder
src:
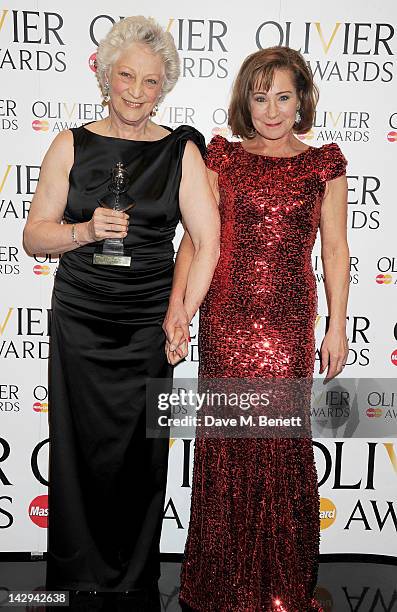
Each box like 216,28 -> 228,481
42,129 -> 74,175
183,139 -> 204,161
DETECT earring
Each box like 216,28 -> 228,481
103,80 -> 110,103
295,108 -> 302,124
150,103 -> 159,117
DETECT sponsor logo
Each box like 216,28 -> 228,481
255,21 -> 395,83
31,100 -> 105,132
0,307 -> 51,359
316,314 -> 370,367
89,16 -> 229,79
0,383 -> 19,412
33,401 -> 48,413
210,108 -> 232,138
347,175 -> 381,231
88,52 -> 97,73
33,264 -> 50,276
376,274 -> 393,284
32,119 -> 49,132
367,391 -> 397,420
297,129 -> 315,141
391,350 -> 397,366
159,106 -> 195,127
0,245 -> 19,275
320,497 -> 337,529
0,10 -> 66,72
312,255 -> 359,285
28,495 -> 48,528
0,99 -> 18,130
366,407 -> 383,418
387,131 -> 397,142
377,257 -> 397,272
300,109 -> 370,143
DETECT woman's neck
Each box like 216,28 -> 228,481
103,114 -> 154,140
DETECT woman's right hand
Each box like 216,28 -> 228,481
85,207 -> 129,242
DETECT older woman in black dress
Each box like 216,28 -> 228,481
23,15 -> 219,609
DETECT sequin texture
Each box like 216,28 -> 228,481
179,137 -> 347,611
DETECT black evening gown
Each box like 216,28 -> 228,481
46,124 -> 205,596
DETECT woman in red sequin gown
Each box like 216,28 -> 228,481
177,48 -> 349,612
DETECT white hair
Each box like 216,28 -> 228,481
96,16 -> 180,103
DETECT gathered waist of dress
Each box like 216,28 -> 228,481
70,240 -> 175,260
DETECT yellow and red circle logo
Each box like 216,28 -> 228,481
33,402 -> 48,413
297,129 -> 314,141
32,120 -> 49,132
391,349 -> 397,366
211,126 -> 230,138
29,495 -> 48,528
88,52 -> 97,73
366,407 -> 383,418
320,498 -> 337,530
33,265 -> 50,276
387,131 -> 397,142
376,274 -> 392,284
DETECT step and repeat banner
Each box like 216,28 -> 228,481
0,0 -> 396,557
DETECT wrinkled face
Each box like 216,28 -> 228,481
249,68 -> 300,140
107,42 -> 164,126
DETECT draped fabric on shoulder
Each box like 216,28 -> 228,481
46,124 -> 205,599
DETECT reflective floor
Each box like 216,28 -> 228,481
0,559 -> 396,611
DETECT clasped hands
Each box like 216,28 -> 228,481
162,300 -> 191,366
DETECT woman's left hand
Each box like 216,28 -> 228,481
319,328 -> 349,380
162,300 -> 190,365
166,329 -> 189,365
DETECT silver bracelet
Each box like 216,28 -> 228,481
71,223 -> 82,247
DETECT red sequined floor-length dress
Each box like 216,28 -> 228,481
179,136 -> 347,612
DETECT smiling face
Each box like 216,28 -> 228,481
249,68 -> 300,140
107,42 -> 165,126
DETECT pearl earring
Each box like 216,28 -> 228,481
295,108 -> 302,124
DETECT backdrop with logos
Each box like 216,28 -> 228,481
0,0 -> 396,558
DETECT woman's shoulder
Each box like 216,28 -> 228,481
207,134 -> 233,153
166,124 -> 206,157
314,142 -> 348,181
204,134 -> 234,174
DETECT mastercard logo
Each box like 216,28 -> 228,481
297,129 -> 314,141
319,497 -> 337,530
29,495 -> 48,528
211,126 -> 230,138
391,349 -> 397,366
32,120 -> 49,132
88,52 -> 97,73
314,586 -> 333,612
33,402 -> 48,413
33,265 -> 50,276
366,407 -> 383,418
387,131 -> 397,142
376,274 -> 392,284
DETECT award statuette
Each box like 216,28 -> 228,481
93,162 -> 135,267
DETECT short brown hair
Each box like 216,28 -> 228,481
229,46 -> 319,139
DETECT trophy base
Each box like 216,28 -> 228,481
93,252 -> 131,267
93,240 -> 132,267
